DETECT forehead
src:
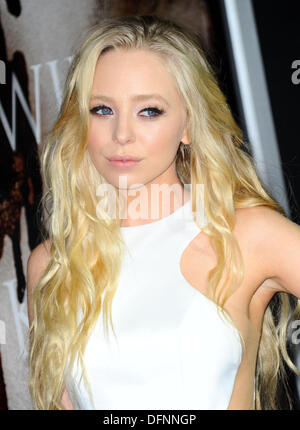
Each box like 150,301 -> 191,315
91,48 -> 182,101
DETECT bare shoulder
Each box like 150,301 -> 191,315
233,205 -> 300,293
27,239 -> 52,323
27,239 -> 52,289
233,204 -> 299,243
232,205 -> 293,263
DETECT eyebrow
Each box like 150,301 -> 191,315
90,93 -> 170,106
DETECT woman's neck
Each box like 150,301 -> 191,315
118,183 -> 190,227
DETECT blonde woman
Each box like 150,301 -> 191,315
27,15 -> 300,410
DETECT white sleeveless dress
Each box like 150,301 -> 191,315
65,198 -> 243,409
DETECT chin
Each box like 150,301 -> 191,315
104,175 -> 144,190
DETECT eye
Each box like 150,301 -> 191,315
139,107 -> 165,118
90,105 -> 113,116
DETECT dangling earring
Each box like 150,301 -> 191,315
179,141 -> 190,163
176,141 -> 191,184
179,141 -> 185,161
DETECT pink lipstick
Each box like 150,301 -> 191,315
107,155 -> 142,168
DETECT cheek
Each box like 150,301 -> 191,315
87,120 -> 107,153
142,124 -> 181,156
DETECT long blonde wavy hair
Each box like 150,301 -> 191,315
29,14 -> 300,410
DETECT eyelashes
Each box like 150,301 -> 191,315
140,106 -> 165,118
89,105 -> 165,118
90,106 -> 112,116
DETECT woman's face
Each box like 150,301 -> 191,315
87,48 -> 189,192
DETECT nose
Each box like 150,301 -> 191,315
112,111 -> 135,145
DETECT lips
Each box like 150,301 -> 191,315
108,155 -> 142,162
107,156 -> 142,169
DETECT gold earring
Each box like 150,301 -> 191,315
179,141 -> 190,161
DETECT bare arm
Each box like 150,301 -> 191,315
236,205 -> 300,298
27,240 -> 74,410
